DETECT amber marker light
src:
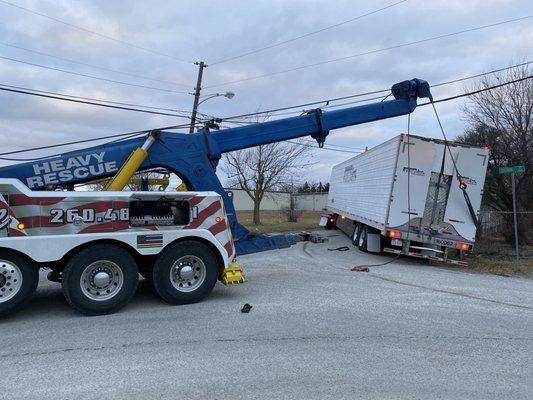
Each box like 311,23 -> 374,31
386,230 -> 401,238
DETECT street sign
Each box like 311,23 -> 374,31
499,165 -> 525,174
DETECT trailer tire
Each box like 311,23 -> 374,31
352,223 -> 362,246
62,245 -> 139,316
358,225 -> 369,253
0,252 -> 39,318
152,241 -> 218,305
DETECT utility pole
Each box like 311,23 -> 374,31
189,61 -> 206,133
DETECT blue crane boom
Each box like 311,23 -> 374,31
0,79 -> 432,255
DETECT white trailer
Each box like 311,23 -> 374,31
321,134 -> 489,265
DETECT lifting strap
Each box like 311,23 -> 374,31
430,103 -> 478,227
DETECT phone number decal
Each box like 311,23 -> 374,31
50,208 -> 129,224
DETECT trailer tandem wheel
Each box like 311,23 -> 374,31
0,252 -> 39,317
152,241 -> 218,305
62,244 -> 139,316
358,225 -> 369,252
352,222 -> 362,246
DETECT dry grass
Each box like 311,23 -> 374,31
236,210 -> 322,234
462,237 -> 533,277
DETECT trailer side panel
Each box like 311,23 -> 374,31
327,136 -> 400,231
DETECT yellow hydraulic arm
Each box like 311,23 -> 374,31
104,130 -> 160,191
101,129 -> 245,284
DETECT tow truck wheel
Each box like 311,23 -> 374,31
358,225 -> 369,253
152,241 -> 218,305
62,245 -> 139,316
0,252 -> 39,317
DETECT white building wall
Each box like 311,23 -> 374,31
293,193 -> 328,211
226,188 -> 327,211
226,189 -> 290,211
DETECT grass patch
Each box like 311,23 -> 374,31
236,210 -> 322,234
463,237 -> 533,277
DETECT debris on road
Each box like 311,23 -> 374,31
241,303 -> 253,313
328,246 -> 350,251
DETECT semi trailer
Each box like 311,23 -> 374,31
321,134 -> 489,265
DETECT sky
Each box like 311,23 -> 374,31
0,0 -> 531,188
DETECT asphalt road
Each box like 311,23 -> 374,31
1,232 -> 532,400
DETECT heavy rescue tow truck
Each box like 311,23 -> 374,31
0,79 -> 432,316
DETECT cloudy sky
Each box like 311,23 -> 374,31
0,0 -> 531,186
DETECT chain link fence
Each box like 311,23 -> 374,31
478,210 -> 533,242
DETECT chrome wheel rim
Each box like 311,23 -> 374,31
0,260 -> 23,303
80,260 -> 124,301
359,229 -> 365,247
170,255 -> 206,293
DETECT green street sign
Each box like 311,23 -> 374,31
499,165 -> 525,174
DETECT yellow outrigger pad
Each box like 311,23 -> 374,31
220,260 -> 245,285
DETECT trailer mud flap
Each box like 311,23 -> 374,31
367,233 -> 381,253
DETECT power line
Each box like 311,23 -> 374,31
419,74 -> 533,106
431,60 -> 533,88
2,72 -> 530,161
220,60 -> 533,121
300,138 -> 366,151
0,85 -> 192,118
210,0 -> 408,66
206,15 -> 532,88
0,55 -> 191,94
0,123 -> 191,161
0,131 -> 147,162
0,0 -> 192,64
0,83 -> 192,114
223,88 -> 389,121
0,42 -> 191,88
288,140 -> 362,154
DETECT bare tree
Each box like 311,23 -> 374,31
222,142 -> 311,225
458,64 -> 532,243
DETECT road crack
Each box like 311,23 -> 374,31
2,335 -> 531,359
368,273 -> 533,311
